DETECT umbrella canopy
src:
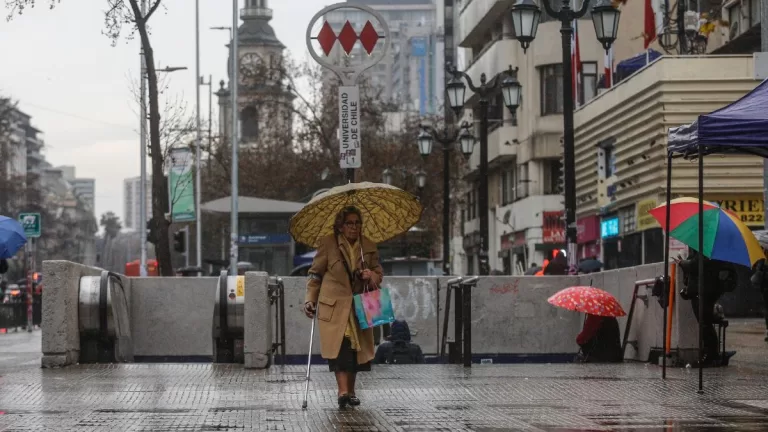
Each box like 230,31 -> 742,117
578,259 -> 603,273
548,286 -> 626,317
0,216 -> 27,259
648,197 -> 764,268
289,182 -> 423,248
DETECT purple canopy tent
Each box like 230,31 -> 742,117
663,78 -> 768,392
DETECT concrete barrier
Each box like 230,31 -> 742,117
41,260 -> 701,368
130,276 -> 218,361
41,261 -> 115,367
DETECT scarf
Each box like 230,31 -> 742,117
339,235 -> 362,352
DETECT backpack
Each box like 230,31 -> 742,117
387,341 -> 414,364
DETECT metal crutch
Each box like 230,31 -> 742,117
302,314 -> 317,410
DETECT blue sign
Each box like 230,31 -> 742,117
601,217 -> 619,238
238,233 -> 292,245
411,37 -> 427,57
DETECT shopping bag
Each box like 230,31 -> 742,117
353,286 -> 395,330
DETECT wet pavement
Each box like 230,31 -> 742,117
0,322 -> 766,431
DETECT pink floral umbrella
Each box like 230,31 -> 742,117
547,286 -> 626,317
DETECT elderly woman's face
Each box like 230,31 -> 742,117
341,212 -> 361,242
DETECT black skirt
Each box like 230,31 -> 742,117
328,337 -> 372,372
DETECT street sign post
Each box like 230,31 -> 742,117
306,3 -> 390,182
18,212 -> 40,332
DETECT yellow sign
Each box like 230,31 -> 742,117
708,196 -> 765,227
636,198 -> 658,231
236,276 -> 245,297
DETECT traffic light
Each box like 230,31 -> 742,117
173,230 -> 185,253
556,159 -> 565,195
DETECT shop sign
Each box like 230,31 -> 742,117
500,233 -> 512,251
636,198 -> 658,231
514,231 -> 526,246
577,215 -> 600,244
708,196 -> 764,227
601,217 -> 619,238
542,211 -> 565,243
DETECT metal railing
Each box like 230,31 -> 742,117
440,276 -> 479,367
269,277 -> 286,366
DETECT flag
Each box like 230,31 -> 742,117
603,46 -> 613,88
571,19 -> 582,106
643,0 -> 656,49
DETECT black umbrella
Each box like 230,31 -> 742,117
578,259 -> 603,273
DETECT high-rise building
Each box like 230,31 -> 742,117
123,176 -> 152,231
58,165 -> 95,212
322,0 -> 439,108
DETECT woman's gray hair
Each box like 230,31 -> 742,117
333,206 -> 363,235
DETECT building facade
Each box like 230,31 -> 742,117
216,0 -> 294,148
123,176 -> 152,231
574,55 -> 760,269
59,165 -> 95,214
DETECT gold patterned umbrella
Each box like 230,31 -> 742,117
289,182 -> 424,247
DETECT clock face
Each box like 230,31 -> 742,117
239,53 -> 263,78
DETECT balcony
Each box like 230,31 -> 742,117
458,0 -> 514,48
464,38 -> 518,95
240,7 -> 272,20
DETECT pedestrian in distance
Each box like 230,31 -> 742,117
749,251 -> 768,342
374,320 -> 425,365
303,206 -> 384,409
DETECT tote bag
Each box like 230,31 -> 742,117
353,283 -> 395,330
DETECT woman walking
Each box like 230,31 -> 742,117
303,206 -> 384,408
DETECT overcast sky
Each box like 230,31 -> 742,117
0,0 -> 329,225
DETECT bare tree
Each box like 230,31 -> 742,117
8,0 -> 176,275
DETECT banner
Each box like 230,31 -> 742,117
636,198 -> 658,231
168,147 -> 196,222
542,211 -> 565,243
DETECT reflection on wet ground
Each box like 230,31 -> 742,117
0,321 -> 765,430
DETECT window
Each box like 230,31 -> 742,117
241,106 -> 259,139
540,64 -> 564,115
466,188 -> 478,220
581,62 -> 598,103
516,163 -> 529,199
602,144 -> 616,177
544,159 -> 563,195
501,168 -> 516,205
620,206 -> 636,234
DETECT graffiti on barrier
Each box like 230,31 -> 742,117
385,278 -> 437,322
490,279 -> 520,295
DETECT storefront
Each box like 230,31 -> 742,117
538,210 -> 565,259
462,230 -> 481,275
499,231 -> 528,275
577,215 -> 600,259
707,195 -> 764,228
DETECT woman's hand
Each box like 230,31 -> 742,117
303,302 -> 316,319
360,269 -> 373,281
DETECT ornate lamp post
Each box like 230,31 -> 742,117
511,0 -> 620,270
445,65 -> 522,275
417,121 -> 474,276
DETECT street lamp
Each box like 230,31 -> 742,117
445,64 -> 521,275
417,121 -> 473,276
416,170 -> 427,190
382,168 -> 393,186
510,0 -> 621,271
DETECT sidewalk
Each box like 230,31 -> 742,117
0,322 -> 765,431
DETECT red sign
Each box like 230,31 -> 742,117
542,211 -> 565,243
514,231 -> 526,246
577,215 -> 600,244
316,20 -> 381,55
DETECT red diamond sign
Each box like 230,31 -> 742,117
311,19 -> 384,57
316,21 -> 337,56
337,21 -> 358,55
359,21 -> 379,55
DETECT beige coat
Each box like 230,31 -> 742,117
305,234 -> 383,363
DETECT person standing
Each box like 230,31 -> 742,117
303,206 -> 384,409
750,255 -> 768,342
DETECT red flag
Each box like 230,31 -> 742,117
571,19 -> 582,105
643,0 -> 656,49
603,46 -> 613,88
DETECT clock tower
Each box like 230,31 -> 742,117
219,0 -> 293,148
